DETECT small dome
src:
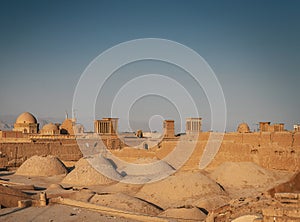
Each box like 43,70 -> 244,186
237,122 -> 250,133
16,112 -> 37,124
42,123 -> 59,131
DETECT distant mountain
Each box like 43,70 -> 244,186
0,121 -> 13,130
0,114 -> 64,131
0,115 -> 15,130
38,118 -> 64,127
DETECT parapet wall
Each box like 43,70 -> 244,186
0,139 -> 82,168
0,131 -> 299,172
222,131 -> 296,146
158,132 -> 300,172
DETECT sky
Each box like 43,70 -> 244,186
0,0 -> 299,132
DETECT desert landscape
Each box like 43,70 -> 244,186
1,1 -> 299,221
0,112 -> 299,221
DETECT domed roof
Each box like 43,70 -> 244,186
42,123 -> 59,131
237,122 -> 250,133
16,112 -> 37,124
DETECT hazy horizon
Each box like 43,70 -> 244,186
1,0 -> 299,132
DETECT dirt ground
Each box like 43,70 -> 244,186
0,204 -> 139,222
0,156 -> 298,222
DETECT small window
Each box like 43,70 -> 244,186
144,143 -> 148,150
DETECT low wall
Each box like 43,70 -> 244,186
0,139 -> 82,168
158,132 -> 300,172
0,132 -> 299,172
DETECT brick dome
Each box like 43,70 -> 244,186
16,112 -> 37,124
237,122 -> 250,133
42,123 -> 59,131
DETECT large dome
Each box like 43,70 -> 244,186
237,122 -> 250,133
16,112 -> 37,124
42,123 -> 58,131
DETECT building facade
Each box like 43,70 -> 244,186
94,118 -> 119,135
259,122 -> 284,132
186,118 -> 202,134
40,123 -> 60,135
294,124 -> 300,132
13,112 -> 39,134
163,120 -> 175,138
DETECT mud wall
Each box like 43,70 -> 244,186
0,132 -> 299,172
0,139 -> 82,168
158,132 -> 300,172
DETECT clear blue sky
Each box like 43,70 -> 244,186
0,0 -> 299,132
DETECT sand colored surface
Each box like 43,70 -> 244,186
15,155 -> 68,177
68,189 -> 96,202
120,175 -> 152,184
61,156 -> 122,186
118,159 -> 175,176
192,195 -> 230,211
136,171 -> 225,209
45,183 -> 75,199
232,215 -> 260,222
132,157 -> 159,163
101,182 -> 143,196
210,162 -> 277,188
0,204 -> 138,222
267,171 -> 300,196
47,183 -> 65,190
0,185 -> 30,207
101,155 -> 176,183
89,192 -> 162,216
159,207 -> 207,222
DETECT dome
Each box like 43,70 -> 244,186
42,123 -> 59,131
237,122 -> 250,133
15,155 -> 68,176
16,112 -> 37,124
